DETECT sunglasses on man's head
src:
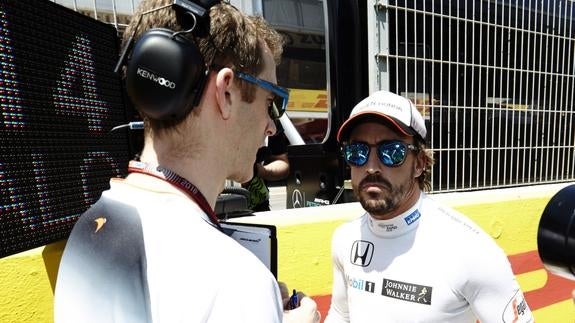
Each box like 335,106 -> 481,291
342,140 -> 418,167
234,71 -> 289,121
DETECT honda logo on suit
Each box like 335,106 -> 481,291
350,240 -> 374,267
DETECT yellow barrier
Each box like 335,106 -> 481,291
1,183 -> 574,322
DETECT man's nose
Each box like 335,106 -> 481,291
364,148 -> 382,172
265,117 -> 277,136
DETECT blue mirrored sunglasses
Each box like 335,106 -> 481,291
234,71 -> 289,121
342,140 -> 418,167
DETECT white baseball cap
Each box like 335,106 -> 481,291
337,90 -> 427,142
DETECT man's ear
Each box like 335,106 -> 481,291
414,151 -> 426,178
215,68 -> 235,120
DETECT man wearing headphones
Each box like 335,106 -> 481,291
54,1 -> 318,322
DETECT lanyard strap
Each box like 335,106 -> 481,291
128,160 -> 221,229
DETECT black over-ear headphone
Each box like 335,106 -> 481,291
126,27 -> 207,120
115,0 -> 220,121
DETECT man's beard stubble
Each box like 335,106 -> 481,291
353,171 -> 416,217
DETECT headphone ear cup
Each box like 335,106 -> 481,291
126,29 -> 206,120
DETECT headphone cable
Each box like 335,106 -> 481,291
110,121 -> 144,132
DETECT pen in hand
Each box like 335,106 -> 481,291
281,286 -> 321,323
288,289 -> 299,310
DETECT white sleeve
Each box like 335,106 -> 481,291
461,241 -> 534,323
207,269 -> 284,323
324,228 -> 350,323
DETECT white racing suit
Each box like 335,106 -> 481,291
325,193 -> 534,323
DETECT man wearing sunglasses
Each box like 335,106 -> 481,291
325,91 -> 533,322
55,1 -> 318,322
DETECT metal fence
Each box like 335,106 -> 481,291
378,0 -> 575,192
57,0 -> 575,193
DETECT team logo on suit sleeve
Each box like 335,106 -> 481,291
502,290 -> 533,322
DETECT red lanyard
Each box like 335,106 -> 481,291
128,160 -> 221,229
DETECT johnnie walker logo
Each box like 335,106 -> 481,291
382,278 -> 432,305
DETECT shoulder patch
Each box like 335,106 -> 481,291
502,290 -> 533,323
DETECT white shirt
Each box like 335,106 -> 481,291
55,178 -> 283,322
325,193 -> 534,323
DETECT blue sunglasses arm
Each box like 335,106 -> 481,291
235,71 -> 289,99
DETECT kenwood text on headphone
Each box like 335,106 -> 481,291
114,0 -> 220,121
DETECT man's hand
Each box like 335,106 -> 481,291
279,282 -> 321,323
283,296 -> 321,323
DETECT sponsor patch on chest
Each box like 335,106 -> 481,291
349,240 -> 375,267
382,278 -> 432,305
